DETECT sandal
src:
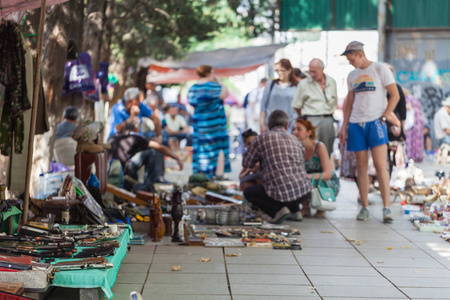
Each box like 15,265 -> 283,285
301,202 -> 311,218
313,210 -> 326,218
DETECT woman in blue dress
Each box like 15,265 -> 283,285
188,65 -> 230,177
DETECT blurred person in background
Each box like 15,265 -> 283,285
55,106 -> 79,140
260,59 -> 299,133
188,65 -> 231,178
292,58 -> 337,156
245,78 -> 267,133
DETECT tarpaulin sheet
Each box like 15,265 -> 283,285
140,44 -> 287,84
51,225 -> 133,299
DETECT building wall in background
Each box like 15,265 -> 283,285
387,31 -> 450,147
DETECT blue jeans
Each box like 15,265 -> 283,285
439,135 -> 450,146
162,130 -> 193,147
125,148 -> 165,184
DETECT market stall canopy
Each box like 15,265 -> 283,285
139,44 -> 287,84
0,0 -> 68,14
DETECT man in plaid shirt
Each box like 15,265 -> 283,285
243,110 -> 311,224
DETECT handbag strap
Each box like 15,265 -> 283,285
311,172 -> 323,186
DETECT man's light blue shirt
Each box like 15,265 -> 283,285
108,99 -> 153,139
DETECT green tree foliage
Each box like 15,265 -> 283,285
228,0 -> 278,38
110,0 -> 223,64
108,0 -> 275,64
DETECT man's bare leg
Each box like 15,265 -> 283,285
371,143 -> 390,208
355,150 -> 369,207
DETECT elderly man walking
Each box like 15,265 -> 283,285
292,58 -> 337,155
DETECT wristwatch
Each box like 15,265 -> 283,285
380,115 -> 387,122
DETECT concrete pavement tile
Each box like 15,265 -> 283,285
223,247 -> 293,256
116,272 -> 147,284
299,232 -> 348,241
149,263 -> 225,273
152,253 -> 224,264
368,257 -> 445,268
402,287 -> 450,299
143,283 -> 229,295
227,264 -> 302,274
422,248 -> 450,259
231,284 -> 319,296
301,239 -> 353,248
377,267 -> 450,278
122,252 -> 153,264
146,273 -> 228,284
357,248 -> 431,258
395,230 -> 443,242
225,254 -> 297,265
308,275 -> 392,286
302,266 -> 380,276
128,245 -> 155,254
234,297 -> 319,300
349,241 -> 418,249
413,241 -> 450,252
155,245 -> 224,255
322,298 -> 405,300
295,247 -> 361,257
389,277 -> 450,288
141,296 -> 231,300
118,263 -> 150,273
436,258 -> 450,269
99,284 -> 142,300
315,285 -> 406,298
228,274 -> 310,285
342,234 -> 410,242
296,255 -> 370,267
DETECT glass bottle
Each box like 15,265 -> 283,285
61,193 -> 70,225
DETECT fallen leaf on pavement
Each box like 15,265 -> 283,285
172,266 -> 181,271
226,253 -> 242,257
377,260 -> 384,263
200,258 -> 211,262
387,247 -> 393,250
321,231 -> 334,234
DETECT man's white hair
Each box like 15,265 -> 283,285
310,58 -> 324,69
124,87 -> 140,102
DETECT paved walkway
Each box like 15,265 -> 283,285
46,160 -> 450,299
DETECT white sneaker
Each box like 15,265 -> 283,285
287,211 -> 303,221
267,207 -> 291,224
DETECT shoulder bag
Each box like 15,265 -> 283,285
310,173 -> 337,211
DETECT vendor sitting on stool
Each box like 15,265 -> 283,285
162,104 -> 192,148
108,119 -> 183,190
242,110 -> 311,224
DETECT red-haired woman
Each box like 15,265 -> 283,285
293,118 -> 340,218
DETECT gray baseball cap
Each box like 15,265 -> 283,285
341,41 -> 365,55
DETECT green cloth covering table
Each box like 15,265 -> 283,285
0,206 -> 22,234
51,225 -> 133,299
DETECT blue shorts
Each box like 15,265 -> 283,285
347,119 -> 388,152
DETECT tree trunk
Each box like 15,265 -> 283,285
82,0 -> 107,71
31,0 -> 84,181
